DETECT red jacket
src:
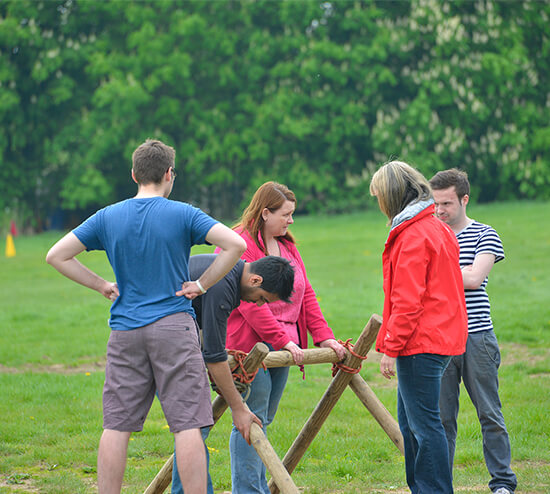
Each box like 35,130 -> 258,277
376,204 -> 468,358
216,229 -> 335,353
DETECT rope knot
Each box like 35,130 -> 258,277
331,338 -> 368,377
228,349 -> 266,384
209,350 -> 266,401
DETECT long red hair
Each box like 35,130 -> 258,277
235,181 -> 296,254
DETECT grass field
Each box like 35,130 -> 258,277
1,201 -> 549,493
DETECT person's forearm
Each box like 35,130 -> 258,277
46,233 -> 107,293
461,254 -> 495,290
199,224 -> 246,291
197,248 -> 243,291
206,361 -> 247,412
48,257 -> 109,293
208,360 -> 261,445
461,267 -> 485,289
462,270 -> 478,289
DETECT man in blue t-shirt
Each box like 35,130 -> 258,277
431,169 -> 517,494
46,139 -> 255,494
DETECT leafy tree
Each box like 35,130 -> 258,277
1,0 -> 548,230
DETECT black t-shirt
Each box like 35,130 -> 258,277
189,254 -> 244,363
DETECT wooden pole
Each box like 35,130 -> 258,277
248,420 -> 300,494
228,346 -> 342,369
223,345 -> 299,493
348,373 -> 404,455
268,314 -> 382,494
143,343 -> 270,494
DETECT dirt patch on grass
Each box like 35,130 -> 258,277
368,343 -> 550,367
0,476 -> 40,492
362,343 -> 550,390
0,356 -> 106,375
0,343 -> 547,377
500,342 -> 550,366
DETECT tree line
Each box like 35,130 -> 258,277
1,0 -> 548,229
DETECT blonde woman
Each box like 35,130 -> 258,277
370,161 -> 468,494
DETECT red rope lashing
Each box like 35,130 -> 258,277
208,350 -> 265,397
227,349 -> 266,385
331,338 -> 368,377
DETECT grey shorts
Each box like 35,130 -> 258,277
103,312 -> 213,433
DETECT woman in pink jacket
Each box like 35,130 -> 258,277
370,161 -> 467,494
218,181 -> 346,493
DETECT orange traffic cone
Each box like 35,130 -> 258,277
6,233 -> 16,257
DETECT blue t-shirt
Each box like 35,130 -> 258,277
73,196 -> 218,330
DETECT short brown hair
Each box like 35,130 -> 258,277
132,139 -> 175,185
370,160 -> 432,222
429,168 -> 470,200
236,181 -> 296,254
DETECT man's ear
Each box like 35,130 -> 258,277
248,274 -> 263,287
461,194 -> 470,207
131,169 -> 138,184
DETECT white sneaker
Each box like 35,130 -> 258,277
493,489 -> 512,494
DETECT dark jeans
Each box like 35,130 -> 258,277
397,353 -> 453,494
439,330 -> 517,493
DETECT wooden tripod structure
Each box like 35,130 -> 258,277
144,314 -> 403,494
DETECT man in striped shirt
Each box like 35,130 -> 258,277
430,169 -> 517,494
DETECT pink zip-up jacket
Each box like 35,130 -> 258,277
216,229 -> 335,353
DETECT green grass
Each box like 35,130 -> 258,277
1,201 -> 549,493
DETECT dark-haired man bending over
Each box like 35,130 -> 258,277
172,253 -> 295,494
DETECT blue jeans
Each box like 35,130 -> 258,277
439,330 -> 517,493
230,366 -> 290,494
171,426 -> 213,494
396,353 -> 453,494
